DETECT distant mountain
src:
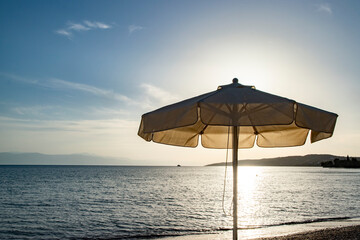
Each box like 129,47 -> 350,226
206,154 -> 352,167
0,152 -> 134,165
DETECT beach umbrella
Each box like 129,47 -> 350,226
138,78 -> 337,240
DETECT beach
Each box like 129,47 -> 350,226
259,225 -> 360,240
160,218 -> 360,240
160,226 -> 360,240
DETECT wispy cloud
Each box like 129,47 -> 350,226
55,29 -> 73,39
128,24 -> 143,34
13,105 -> 55,117
0,116 -> 138,133
9,104 -> 133,122
140,83 -> 178,108
1,72 -> 179,114
0,72 -> 38,84
84,20 -> 111,29
55,20 -> 112,38
1,72 -> 132,105
316,3 -> 332,15
67,22 -> 91,31
48,78 -> 133,103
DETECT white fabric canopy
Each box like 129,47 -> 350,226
138,81 -> 337,149
138,79 -> 338,240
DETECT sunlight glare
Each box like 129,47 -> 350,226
237,166 -> 263,227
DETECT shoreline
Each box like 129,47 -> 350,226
257,225 -> 360,240
159,217 -> 360,240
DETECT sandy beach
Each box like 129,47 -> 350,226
160,218 -> 360,240
258,225 -> 360,240
160,226 -> 360,240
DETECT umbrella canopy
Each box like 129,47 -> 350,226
138,78 -> 337,240
138,79 -> 337,148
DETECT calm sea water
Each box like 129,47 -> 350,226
0,165 -> 359,239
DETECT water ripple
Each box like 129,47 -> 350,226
0,166 -> 359,239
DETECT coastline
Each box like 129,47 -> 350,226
258,225 -> 360,240
159,217 -> 360,240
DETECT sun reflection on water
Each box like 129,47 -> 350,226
237,166 -> 264,227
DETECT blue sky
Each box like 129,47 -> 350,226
0,0 -> 359,165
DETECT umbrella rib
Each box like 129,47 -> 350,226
225,103 -> 233,113
184,133 -> 199,146
204,103 -> 231,126
199,102 -> 234,121
241,102 -> 295,125
241,103 -> 259,135
184,123 -> 208,146
268,101 -> 296,121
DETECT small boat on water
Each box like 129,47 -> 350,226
177,164 -> 181,167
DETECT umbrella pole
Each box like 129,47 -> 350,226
232,126 -> 238,240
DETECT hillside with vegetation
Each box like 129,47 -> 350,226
321,155 -> 360,168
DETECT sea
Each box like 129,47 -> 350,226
0,165 -> 359,239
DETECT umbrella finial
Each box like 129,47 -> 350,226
233,78 -> 238,84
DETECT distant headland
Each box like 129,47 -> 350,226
321,155 -> 360,168
206,154 -> 360,167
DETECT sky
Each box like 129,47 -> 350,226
0,0 -> 359,166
